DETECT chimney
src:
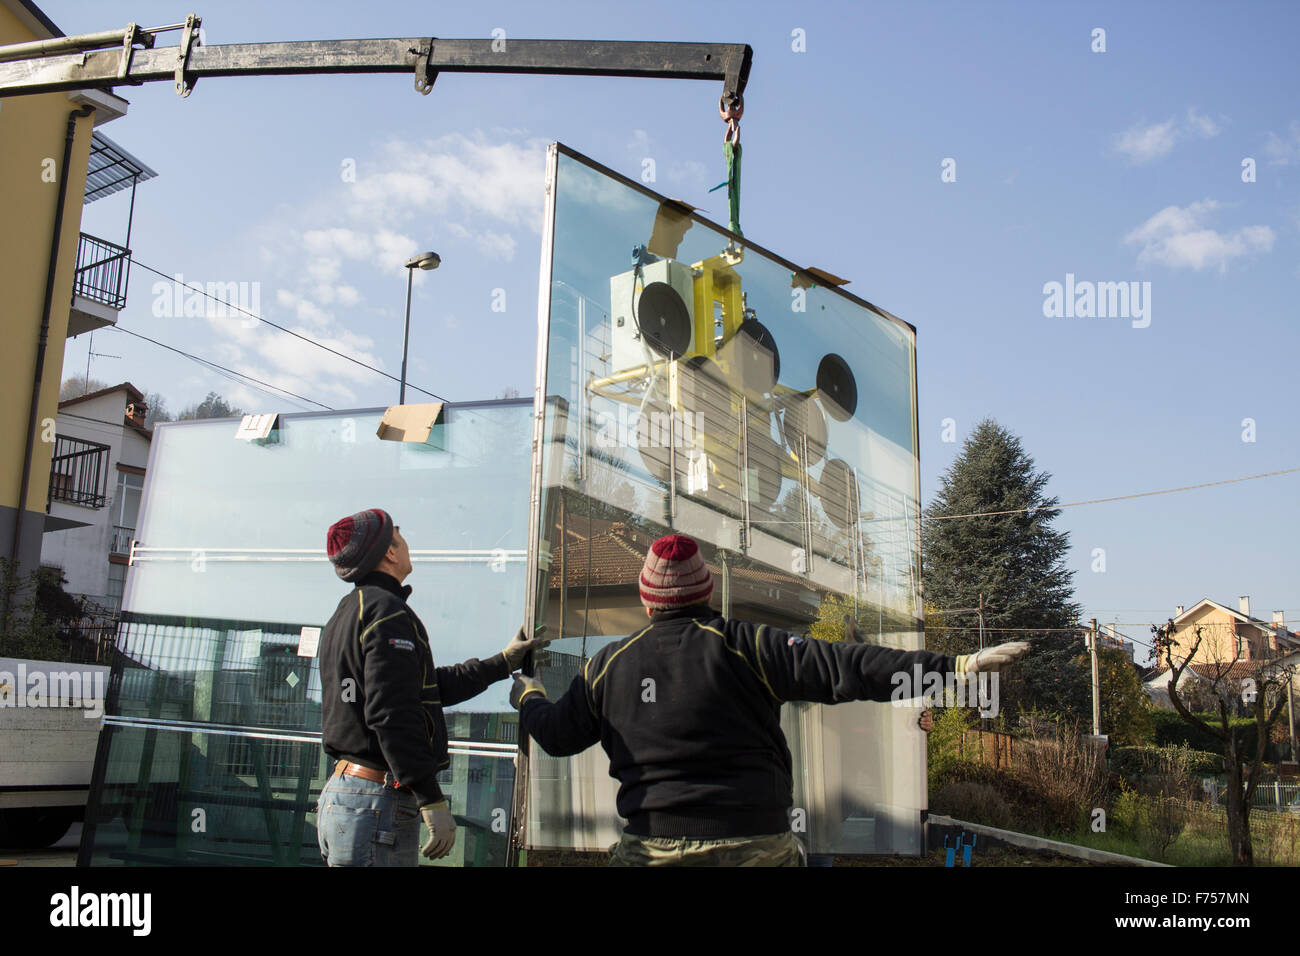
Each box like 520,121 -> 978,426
126,401 -> 148,427
1273,611 -> 1286,628
1239,595 -> 1251,618
1175,605 -> 1184,617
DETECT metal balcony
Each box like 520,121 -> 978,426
68,232 -> 130,336
48,434 -> 110,508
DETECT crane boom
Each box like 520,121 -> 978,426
0,19 -> 751,101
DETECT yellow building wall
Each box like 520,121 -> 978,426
1171,604 -> 1257,663
0,5 -> 95,544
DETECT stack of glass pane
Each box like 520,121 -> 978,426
80,402 -> 531,866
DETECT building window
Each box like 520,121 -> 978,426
106,562 -> 127,611
111,471 -> 143,554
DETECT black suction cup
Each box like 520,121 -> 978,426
816,353 -> 857,421
778,393 -> 828,467
636,282 -> 693,356
735,318 -> 781,392
815,457 -> 858,528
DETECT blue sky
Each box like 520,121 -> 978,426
52,0 -> 1300,660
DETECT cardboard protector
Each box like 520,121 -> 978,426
791,266 -> 850,290
235,413 -> 279,443
647,199 -> 696,260
377,402 -> 445,446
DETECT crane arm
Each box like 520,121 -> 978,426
0,17 -> 751,102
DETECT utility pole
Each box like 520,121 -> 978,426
1089,618 -> 1101,737
977,593 -> 985,650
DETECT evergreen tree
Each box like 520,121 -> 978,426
178,392 -> 244,420
922,418 -> 1085,720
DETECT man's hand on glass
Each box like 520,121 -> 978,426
502,624 -> 548,670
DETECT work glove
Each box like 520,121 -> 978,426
509,673 -> 547,710
955,641 -> 1031,674
419,800 -> 456,860
502,625 -> 548,670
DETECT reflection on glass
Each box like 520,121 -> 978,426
526,145 -> 923,854
82,401 -> 532,866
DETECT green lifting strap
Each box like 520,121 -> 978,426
725,140 -> 742,236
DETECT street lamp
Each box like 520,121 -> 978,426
401,251 -> 440,403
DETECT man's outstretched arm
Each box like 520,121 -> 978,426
743,623 -> 1029,704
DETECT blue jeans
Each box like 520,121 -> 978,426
316,772 -> 421,867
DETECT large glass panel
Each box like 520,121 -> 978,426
524,145 -> 923,854
82,401 -> 531,865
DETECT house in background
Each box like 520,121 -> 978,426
0,0 -> 156,585
1096,623 -> 1135,662
1157,597 -> 1298,666
1144,598 -> 1300,747
41,383 -> 152,610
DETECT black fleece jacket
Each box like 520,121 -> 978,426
519,604 -> 956,837
319,571 -> 510,807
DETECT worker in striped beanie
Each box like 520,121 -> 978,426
513,527 -> 1031,867
638,533 -> 714,613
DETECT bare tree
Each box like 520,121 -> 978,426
1153,621 -> 1296,866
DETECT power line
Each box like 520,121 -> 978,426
130,258 -> 449,403
920,465 -> 1300,522
110,325 -> 332,411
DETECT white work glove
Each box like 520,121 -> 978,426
509,673 -> 547,710
419,800 -> 456,860
955,641 -> 1031,674
502,625 -> 547,670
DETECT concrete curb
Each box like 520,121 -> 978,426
927,814 -> 1171,867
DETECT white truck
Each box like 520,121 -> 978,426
0,657 -> 109,849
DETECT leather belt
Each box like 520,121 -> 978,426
333,759 -> 408,790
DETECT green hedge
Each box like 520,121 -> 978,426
1149,709 -> 1261,753
1111,744 -> 1223,777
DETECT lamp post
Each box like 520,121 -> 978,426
401,251 -> 440,403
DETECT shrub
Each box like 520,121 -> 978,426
1110,786 -> 1187,861
1008,723 -> 1109,835
931,781 -> 1014,829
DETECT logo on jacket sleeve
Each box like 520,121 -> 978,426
388,638 -> 416,652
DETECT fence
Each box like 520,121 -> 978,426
1202,776 -> 1300,812
62,601 -> 119,665
957,729 -> 1018,769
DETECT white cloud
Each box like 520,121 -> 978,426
1263,121 -> 1300,166
201,130 -> 545,408
1113,108 -> 1223,165
1115,118 -> 1179,164
1123,199 -> 1274,271
346,132 -> 546,243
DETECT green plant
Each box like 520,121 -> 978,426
0,558 -> 86,662
927,706 -> 977,791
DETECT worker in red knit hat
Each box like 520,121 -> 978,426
511,532 -> 1028,866
316,508 -> 544,866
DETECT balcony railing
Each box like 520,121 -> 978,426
110,525 -> 135,556
74,232 -> 131,311
49,435 -> 111,508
